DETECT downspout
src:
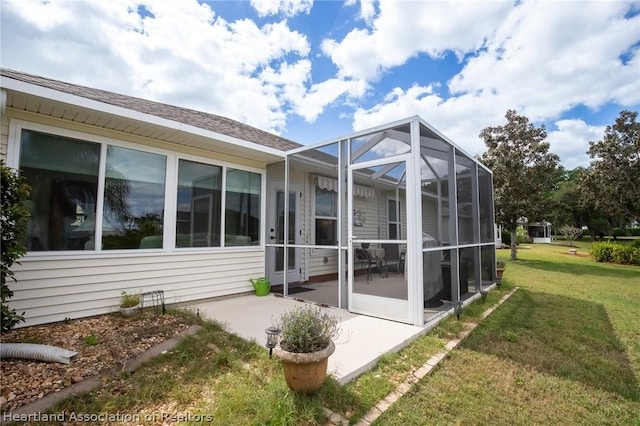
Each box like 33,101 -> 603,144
0,343 -> 78,364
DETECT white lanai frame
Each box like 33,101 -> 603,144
276,116 -> 496,326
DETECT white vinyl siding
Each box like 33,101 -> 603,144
11,250 -> 264,327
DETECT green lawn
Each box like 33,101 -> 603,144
22,243 -> 640,425
376,243 -> 640,425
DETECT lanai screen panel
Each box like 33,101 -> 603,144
287,142 -> 343,307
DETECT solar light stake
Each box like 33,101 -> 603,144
265,326 -> 281,358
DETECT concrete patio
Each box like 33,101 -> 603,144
190,294 -> 431,384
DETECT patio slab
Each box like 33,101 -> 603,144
189,294 -> 426,384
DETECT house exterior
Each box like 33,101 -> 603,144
526,221 -> 553,243
1,69 -> 496,328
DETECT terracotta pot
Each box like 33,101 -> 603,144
273,340 -> 335,394
496,268 -> 505,280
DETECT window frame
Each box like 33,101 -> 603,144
8,119 -> 265,256
387,197 -> 402,240
312,184 -> 338,250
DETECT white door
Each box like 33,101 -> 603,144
266,184 -> 301,285
348,156 -> 412,323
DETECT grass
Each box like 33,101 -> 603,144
375,243 -> 640,425
20,242 -> 640,425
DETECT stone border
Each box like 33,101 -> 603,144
324,288 -> 518,426
1,325 -> 201,424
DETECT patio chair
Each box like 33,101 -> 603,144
355,248 -> 377,281
381,243 -> 405,275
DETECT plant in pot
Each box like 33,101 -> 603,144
273,305 -> 340,394
120,290 -> 141,316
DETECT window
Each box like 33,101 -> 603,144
19,130 -> 100,251
388,199 -> 401,239
225,169 -> 261,246
103,146 -> 166,249
17,127 -> 263,252
176,159 -> 222,247
315,187 -> 337,245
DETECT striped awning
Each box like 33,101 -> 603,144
315,175 -> 375,198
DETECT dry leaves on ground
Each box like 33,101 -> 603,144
0,311 -> 194,412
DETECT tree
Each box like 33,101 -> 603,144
1,160 -> 30,331
558,226 -> 583,247
549,167 -> 616,241
479,109 -> 560,260
586,110 -> 640,224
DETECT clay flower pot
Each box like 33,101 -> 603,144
274,340 -> 335,394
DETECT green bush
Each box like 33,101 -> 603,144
501,230 -> 511,246
592,241 -> 640,266
516,227 -> 528,244
1,161 -> 30,331
629,228 -> 640,237
275,305 -> 340,353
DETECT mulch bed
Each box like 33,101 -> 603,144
0,311 -> 193,412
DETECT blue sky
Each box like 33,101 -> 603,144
1,0 -> 639,169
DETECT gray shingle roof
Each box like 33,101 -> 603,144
1,68 -> 302,152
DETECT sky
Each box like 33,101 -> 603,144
1,0 -> 639,170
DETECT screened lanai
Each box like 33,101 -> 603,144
265,116 -> 496,326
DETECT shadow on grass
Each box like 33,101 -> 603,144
514,257 -> 639,279
463,289 -> 639,401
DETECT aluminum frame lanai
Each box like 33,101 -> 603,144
266,116 -> 496,326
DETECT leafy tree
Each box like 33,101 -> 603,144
1,160 -> 30,331
550,167 -> 615,240
586,110 -> 640,223
479,109 -> 560,260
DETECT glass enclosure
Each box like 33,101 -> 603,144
267,116 -> 496,326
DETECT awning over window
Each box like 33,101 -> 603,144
315,175 -> 375,198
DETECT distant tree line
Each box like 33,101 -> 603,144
479,109 -> 639,260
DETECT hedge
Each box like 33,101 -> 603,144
591,241 -> 640,266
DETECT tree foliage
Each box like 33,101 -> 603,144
585,110 -> 640,223
550,167 -> 616,240
1,160 -> 30,331
479,109 -> 560,260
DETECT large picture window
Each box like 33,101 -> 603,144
225,169 -> 261,246
18,128 -> 262,252
19,130 -> 100,251
102,146 -> 166,250
315,187 -> 337,245
176,160 -> 222,247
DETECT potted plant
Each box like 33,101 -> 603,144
119,290 -> 141,316
496,259 -> 506,284
273,305 -> 340,394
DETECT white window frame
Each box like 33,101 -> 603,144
7,119 -> 266,257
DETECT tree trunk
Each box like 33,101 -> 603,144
590,228 -> 597,242
509,226 -> 518,260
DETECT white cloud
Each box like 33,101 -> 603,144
0,0 -> 313,134
547,119 -> 606,170
322,0 -> 512,80
250,0 -> 313,17
448,1 -> 640,120
341,0 -> 639,168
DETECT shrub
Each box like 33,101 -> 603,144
120,291 -> 141,308
592,241 -> 640,266
1,161 -> 30,331
501,230 -> 512,246
275,305 -> 340,353
629,228 -> 640,237
516,227 -> 528,244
